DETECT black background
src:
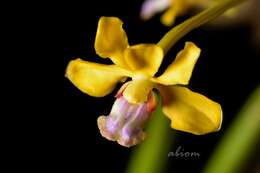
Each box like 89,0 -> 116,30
16,0 -> 260,172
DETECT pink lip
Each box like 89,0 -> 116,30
97,93 -> 157,147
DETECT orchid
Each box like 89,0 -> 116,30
66,17 -> 222,147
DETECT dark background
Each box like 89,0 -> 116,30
18,0 -> 260,172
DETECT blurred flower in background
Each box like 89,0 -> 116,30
140,0 -> 210,26
141,0 -> 260,49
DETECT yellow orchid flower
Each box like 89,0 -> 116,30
66,17 -> 222,147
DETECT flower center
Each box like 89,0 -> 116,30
121,74 -> 155,104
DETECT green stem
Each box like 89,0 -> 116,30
202,85 -> 260,173
125,95 -> 173,173
158,0 -> 246,54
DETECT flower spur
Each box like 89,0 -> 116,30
66,17 -> 222,147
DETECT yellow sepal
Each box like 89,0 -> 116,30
95,17 -> 129,68
66,58 -> 131,97
158,85 -> 222,135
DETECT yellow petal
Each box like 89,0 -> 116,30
158,85 -> 222,135
154,42 -> 200,85
124,44 -> 163,76
65,58 -> 131,97
95,17 -> 129,68
123,78 -> 154,104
